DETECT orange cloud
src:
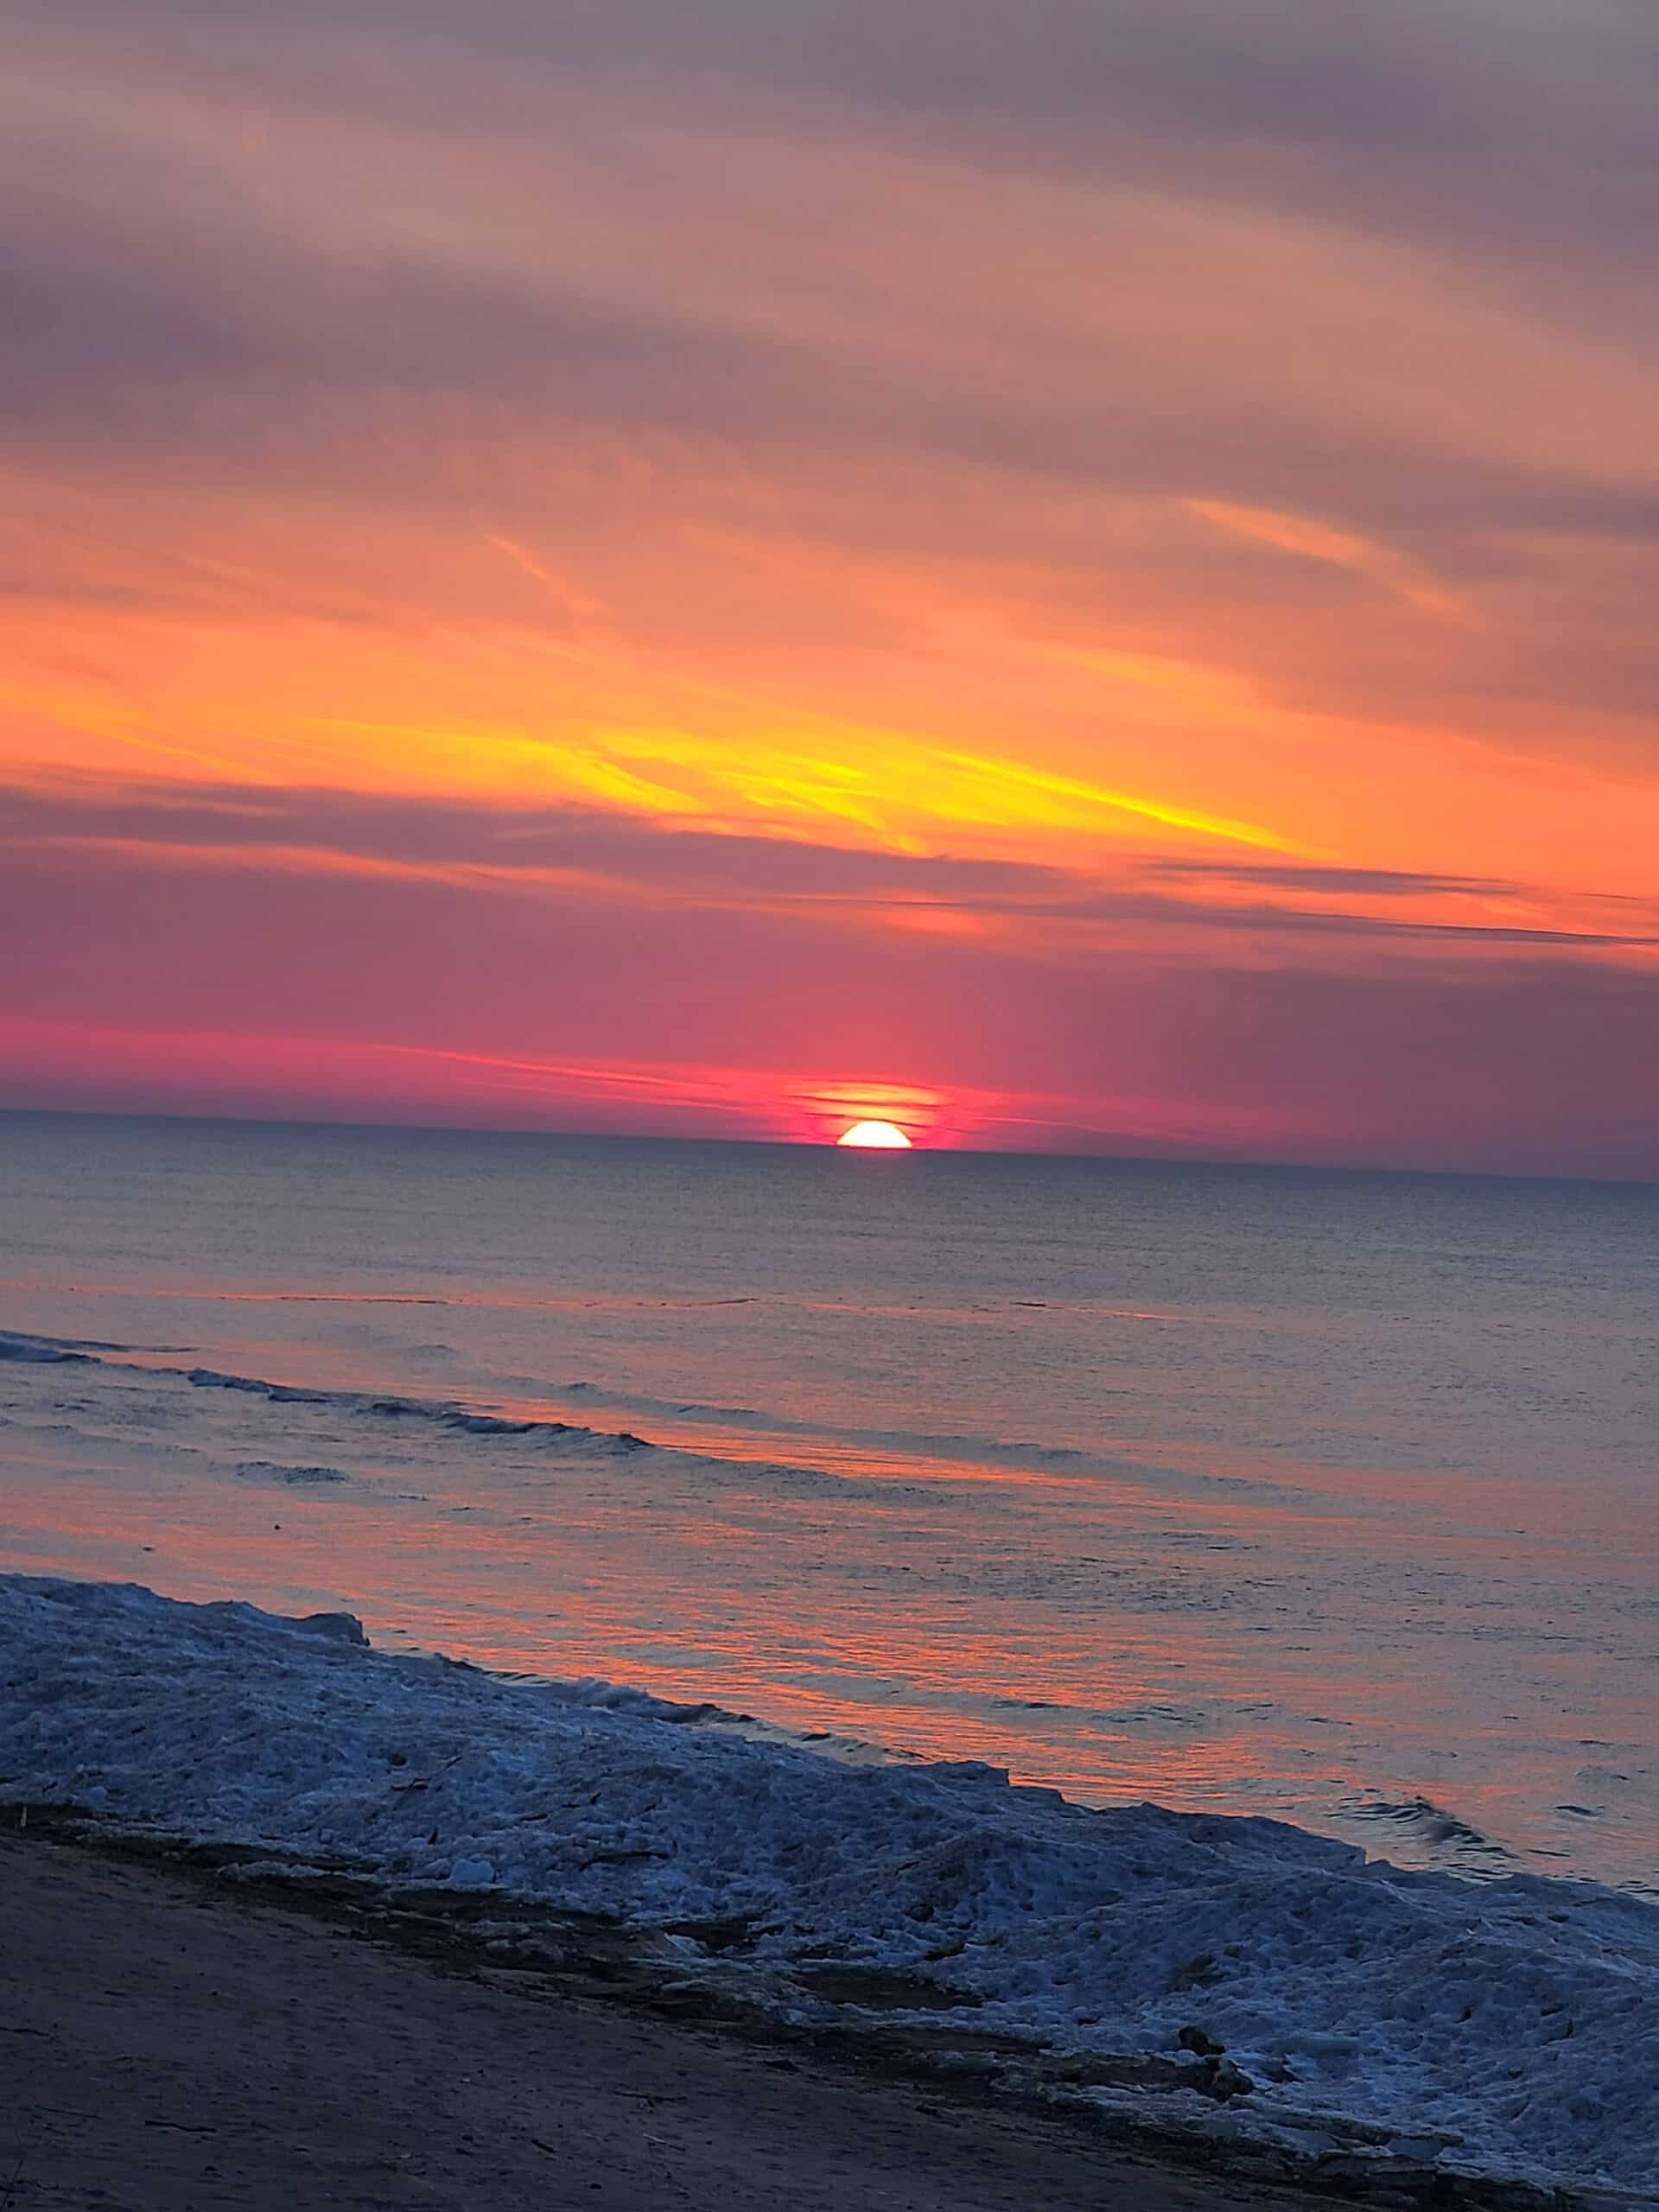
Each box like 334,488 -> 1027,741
1187,500 -> 1477,627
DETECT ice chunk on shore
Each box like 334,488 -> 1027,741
0,1574 -> 1655,2192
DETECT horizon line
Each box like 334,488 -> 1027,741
2,1099 -> 1654,1192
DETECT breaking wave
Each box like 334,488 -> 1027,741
1338,1795 -> 1517,1878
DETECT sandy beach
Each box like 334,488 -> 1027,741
0,1832 -> 1362,2212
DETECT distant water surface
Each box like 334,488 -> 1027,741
1,1109 -> 1654,1891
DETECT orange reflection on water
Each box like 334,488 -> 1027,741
5,1375 -> 1649,1883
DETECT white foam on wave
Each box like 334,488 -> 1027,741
1,1575 -> 1654,2192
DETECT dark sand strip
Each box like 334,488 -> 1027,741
0,1834 -> 1344,2212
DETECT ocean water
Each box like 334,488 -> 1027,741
2,1109 -> 1655,1894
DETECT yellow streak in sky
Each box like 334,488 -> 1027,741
926,749 -> 1289,850
5,613 -> 1289,860
601,723 -> 1287,852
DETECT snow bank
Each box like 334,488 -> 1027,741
2,1575 -> 1654,2191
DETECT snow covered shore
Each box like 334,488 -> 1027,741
2,1576 -> 1654,2193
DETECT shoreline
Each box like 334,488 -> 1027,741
0,1829 -> 1288,2212
3,1822 -> 1627,2212
3,1575 -> 1656,2200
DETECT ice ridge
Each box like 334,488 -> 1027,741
1,1574 -> 1655,2195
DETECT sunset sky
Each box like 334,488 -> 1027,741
6,0 -> 1659,1171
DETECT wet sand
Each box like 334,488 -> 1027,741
0,1834 -> 1339,2212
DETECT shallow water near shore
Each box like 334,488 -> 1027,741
1,1108 -> 1655,1893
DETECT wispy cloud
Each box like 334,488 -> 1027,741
1187,501 -> 1478,627
3,777 -> 1650,964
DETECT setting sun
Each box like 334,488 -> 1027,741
836,1121 -> 913,1149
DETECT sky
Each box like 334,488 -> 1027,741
5,0 -> 1659,1172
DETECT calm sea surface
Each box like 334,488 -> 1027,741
2,1110 -> 1654,1891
